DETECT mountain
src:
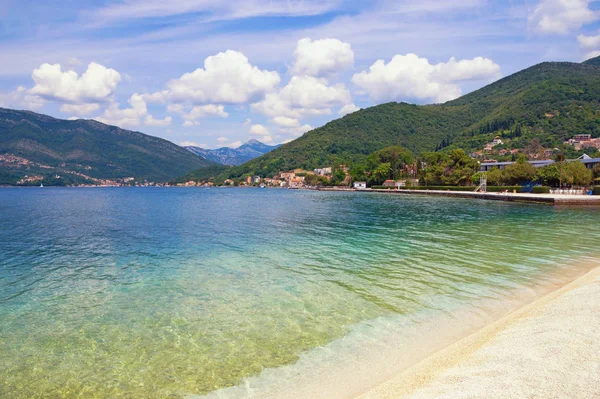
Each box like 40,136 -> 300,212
0,108 -> 212,185
217,56 -> 600,180
185,139 -> 281,165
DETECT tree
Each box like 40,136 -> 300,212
486,168 -> 504,185
502,160 -> 537,185
537,164 -> 561,186
560,162 -> 593,187
593,163 -> 600,179
370,162 -> 392,185
349,164 -> 368,182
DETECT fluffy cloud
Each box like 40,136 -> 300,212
529,0 -> 598,35
60,103 -> 100,116
249,124 -> 270,136
578,33 -> 600,59
29,62 -> 121,104
292,38 -> 354,77
164,50 -> 280,104
169,103 -> 228,126
0,86 -> 45,110
272,116 -> 301,128
144,115 -> 173,127
351,53 -> 500,104
338,103 -> 360,115
95,94 -> 147,127
252,75 -> 352,118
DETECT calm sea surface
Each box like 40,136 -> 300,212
1,188 -> 599,398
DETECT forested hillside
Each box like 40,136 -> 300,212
0,108 -> 212,184
217,57 -> 600,180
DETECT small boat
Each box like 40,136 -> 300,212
40,183 -> 43,187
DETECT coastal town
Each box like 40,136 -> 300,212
3,134 -> 599,189
179,134 -> 600,190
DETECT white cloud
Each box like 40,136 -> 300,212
252,75 -> 351,119
338,103 -> 360,115
164,50 -> 280,104
243,118 -> 252,126
0,86 -> 45,110
29,62 -> 121,104
578,33 -> 600,59
95,93 -> 147,127
169,103 -> 228,126
60,103 -> 100,116
216,136 -> 242,148
578,33 -> 600,48
144,115 -> 172,126
529,0 -> 599,35
249,124 -> 270,136
279,123 -> 313,139
292,38 -> 354,77
272,116 -> 300,128
351,53 -> 500,104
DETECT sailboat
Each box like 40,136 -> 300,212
40,182 -> 43,187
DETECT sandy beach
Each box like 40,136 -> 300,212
358,265 -> 600,399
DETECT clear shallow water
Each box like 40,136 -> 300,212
0,188 -> 599,398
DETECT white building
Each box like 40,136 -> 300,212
353,181 -> 367,190
314,167 -> 332,176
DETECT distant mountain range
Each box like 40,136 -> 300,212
185,139 -> 281,166
0,108 -> 212,185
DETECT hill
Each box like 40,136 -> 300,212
186,139 -> 280,165
0,108 -> 212,185
215,56 -> 600,180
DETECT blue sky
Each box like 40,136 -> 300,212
1,0 -> 599,149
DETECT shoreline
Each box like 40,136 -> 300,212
194,257 -> 600,399
319,187 -> 600,206
357,263 -> 600,399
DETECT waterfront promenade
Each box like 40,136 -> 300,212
319,187 -> 600,205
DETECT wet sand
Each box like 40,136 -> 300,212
357,265 -> 600,399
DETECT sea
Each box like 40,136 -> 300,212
1,187 -> 599,398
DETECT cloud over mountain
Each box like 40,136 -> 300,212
352,53 -> 500,103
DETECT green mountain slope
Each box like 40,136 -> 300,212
218,56 -> 600,180
0,108 -> 213,184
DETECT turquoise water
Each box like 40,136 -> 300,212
0,188 -> 599,398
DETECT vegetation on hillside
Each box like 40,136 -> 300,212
0,108 -> 212,184
206,57 -> 600,182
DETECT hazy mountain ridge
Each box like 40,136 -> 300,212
185,139 -> 281,165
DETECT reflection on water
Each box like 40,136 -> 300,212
0,188 -> 599,398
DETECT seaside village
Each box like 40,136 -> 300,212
182,133 -> 600,189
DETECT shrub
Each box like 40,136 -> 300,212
593,187 -> 600,196
532,186 -> 551,194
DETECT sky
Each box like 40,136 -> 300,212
1,0 -> 600,149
